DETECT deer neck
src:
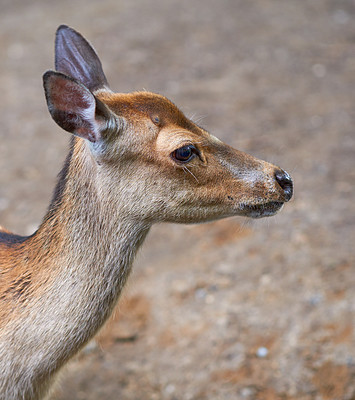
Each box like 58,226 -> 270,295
3,139 -> 151,397
37,138 -> 151,324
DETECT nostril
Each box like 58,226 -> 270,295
274,169 -> 293,201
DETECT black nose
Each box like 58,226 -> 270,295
275,169 -> 293,201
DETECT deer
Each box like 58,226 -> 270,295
0,25 -> 293,400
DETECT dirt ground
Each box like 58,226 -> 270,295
0,0 -> 354,399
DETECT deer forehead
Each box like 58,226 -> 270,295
98,90 -> 215,151
99,91 -> 188,125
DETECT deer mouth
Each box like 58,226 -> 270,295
239,201 -> 284,218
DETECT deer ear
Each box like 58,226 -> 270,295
55,25 -> 109,92
43,70 -> 113,143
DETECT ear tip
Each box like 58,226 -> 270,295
43,70 -> 64,81
56,24 -> 73,36
55,25 -> 84,72
54,25 -> 110,92
43,71 -> 75,91
55,25 -> 81,46
43,69 -> 55,77
43,70 -> 55,84
57,24 -> 69,31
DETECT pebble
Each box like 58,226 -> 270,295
256,347 -> 269,358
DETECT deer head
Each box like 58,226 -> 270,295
43,25 -> 293,225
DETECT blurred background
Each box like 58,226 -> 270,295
0,0 -> 354,399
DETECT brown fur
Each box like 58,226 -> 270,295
0,26 -> 293,400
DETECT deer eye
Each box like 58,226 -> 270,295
171,145 -> 196,163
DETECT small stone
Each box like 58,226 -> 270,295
195,288 -> 207,300
205,294 -> 215,304
309,294 -> 323,306
164,384 -> 176,395
240,387 -> 256,398
256,347 -> 268,358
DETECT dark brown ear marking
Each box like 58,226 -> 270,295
55,25 -> 109,92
